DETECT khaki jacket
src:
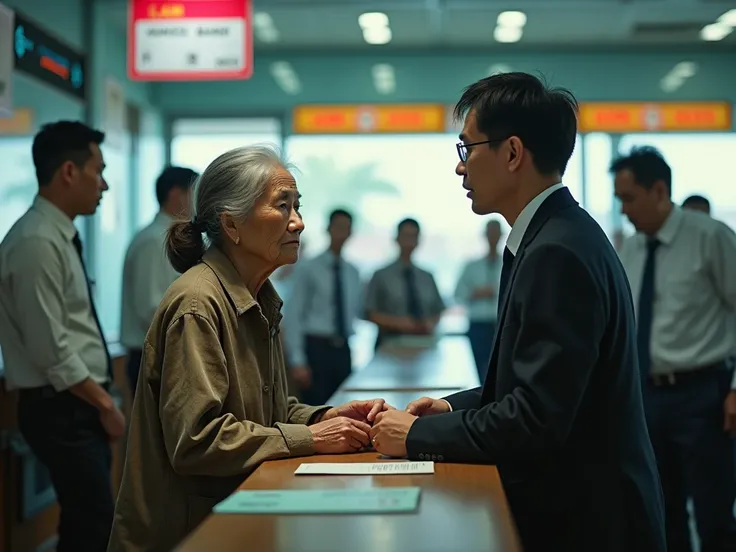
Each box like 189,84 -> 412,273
108,247 -> 328,552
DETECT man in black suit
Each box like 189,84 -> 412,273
369,73 -> 666,552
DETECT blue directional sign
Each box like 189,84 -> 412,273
12,12 -> 87,101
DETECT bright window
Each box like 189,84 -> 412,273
618,133 -> 736,231
583,133 -> 615,236
170,118 -> 282,174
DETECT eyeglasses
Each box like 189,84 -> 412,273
456,138 -> 507,163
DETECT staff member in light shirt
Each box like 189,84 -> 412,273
0,121 -> 125,552
120,166 -> 198,395
613,146 -> 736,552
454,219 -> 504,380
283,209 -> 362,405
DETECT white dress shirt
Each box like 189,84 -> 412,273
618,207 -> 736,388
0,196 -> 109,390
506,183 -> 566,255
120,211 -> 180,349
282,250 -> 363,367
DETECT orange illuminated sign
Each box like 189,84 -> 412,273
293,104 -> 447,134
0,108 -> 33,135
578,102 -> 732,133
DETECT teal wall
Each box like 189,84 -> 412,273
152,50 -> 736,118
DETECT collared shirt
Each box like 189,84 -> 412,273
619,207 -> 736,386
282,250 -> 363,367
0,196 -> 109,390
506,183 -> 566,255
364,259 -> 446,320
120,211 -> 180,349
454,254 -> 503,322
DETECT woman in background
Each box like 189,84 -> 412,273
108,146 -> 388,552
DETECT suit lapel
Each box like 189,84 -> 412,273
484,188 -> 579,388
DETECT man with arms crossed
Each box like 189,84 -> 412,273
370,74 -> 666,552
0,121 -> 125,552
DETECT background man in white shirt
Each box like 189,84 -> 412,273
284,209 -> 362,404
454,219 -> 504,380
613,146 -> 736,552
120,166 -> 198,395
0,121 -> 125,552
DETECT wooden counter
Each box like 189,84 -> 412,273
340,336 -> 479,392
177,452 -> 521,552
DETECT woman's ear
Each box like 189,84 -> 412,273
220,212 -> 240,245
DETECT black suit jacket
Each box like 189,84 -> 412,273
406,188 -> 666,552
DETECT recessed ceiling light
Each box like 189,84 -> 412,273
359,12 -> 389,29
497,11 -> 527,28
672,61 -> 697,78
700,22 -> 732,41
254,12 -> 273,28
494,26 -> 523,43
257,26 -> 280,43
270,61 -> 301,95
363,26 -> 392,45
717,9 -> 736,27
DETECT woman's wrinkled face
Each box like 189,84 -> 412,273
236,167 -> 305,267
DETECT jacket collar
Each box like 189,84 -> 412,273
201,247 -> 283,324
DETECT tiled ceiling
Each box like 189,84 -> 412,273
102,0 -> 736,49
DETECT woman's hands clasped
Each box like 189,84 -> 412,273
309,399 -> 396,454
309,417 -> 372,453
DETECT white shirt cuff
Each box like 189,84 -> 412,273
441,399 -> 453,412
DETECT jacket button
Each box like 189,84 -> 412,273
431,454 -> 437,461
262,385 -> 270,393
418,453 -> 425,460
437,455 -> 444,462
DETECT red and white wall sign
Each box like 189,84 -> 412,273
128,0 -> 253,81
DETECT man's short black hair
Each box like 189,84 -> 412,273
609,146 -> 672,196
682,194 -> 710,211
32,120 -> 105,187
454,72 -> 578,176
155,166 -> 199,206
328,208 -> 353,226
397,218 -> 420,234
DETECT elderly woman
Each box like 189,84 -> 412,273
108,146 -> 388,552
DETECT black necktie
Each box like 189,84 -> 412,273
333,259 -> 346,340
72,233 -> 113,382
498,247 -> 514,317
403,266 -> 422,320
637,239 -> 660,378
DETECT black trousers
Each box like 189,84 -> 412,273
126,348 -> 143,397
466,320 -> 496,384
301,335 -> 352,406
643,363 -> 736,552
18,387 -> 115,552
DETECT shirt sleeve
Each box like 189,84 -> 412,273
158,313 -> 314,477
428,274 -> 446,316
132,238 -> 177,328
454,263 -> 473,305
10,238 -> 90,390
706,221 -> 736,312
362,271 -> 382,318
282,264 -> 310,367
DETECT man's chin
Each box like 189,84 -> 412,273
470,199 -> 493,216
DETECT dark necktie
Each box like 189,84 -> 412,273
498,247 -> 515,317
403,266 -> 422,320
72,233 -> 113,382
637,238 -> 660,378
333,259 -> 347,340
